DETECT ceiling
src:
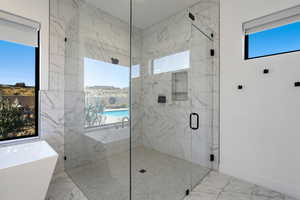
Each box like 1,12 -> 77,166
85,0 -> 201,29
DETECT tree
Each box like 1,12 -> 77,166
85,102 -> 105,127
0,98 -> 25,139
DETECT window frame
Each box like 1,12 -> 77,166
0,31 -> 40,142
244,26 -> 300,60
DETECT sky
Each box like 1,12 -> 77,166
0,40 -> 36,86
153,50 -> 189,74
248,21 -> 300,58
84,51 -> 189,88
84,57 -> 130,88
1,22 -> 299,87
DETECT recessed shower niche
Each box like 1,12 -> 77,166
172,71 -> 188,101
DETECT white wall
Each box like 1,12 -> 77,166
0,0 -> 49,90
220,0 -> 300,198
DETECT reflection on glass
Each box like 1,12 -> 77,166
0,40 -> 36,140
153,50 -> 190,74
84,57 -> 129,128
131,64 -> 140,78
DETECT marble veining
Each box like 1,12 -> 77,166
139,0 -> 220,171
46,173 -> 88,200
48,0 -> 220,174
47,0 -> 221,199
48,146 -> 210,200
185,171 -> 299,200
46,170 -> 299,200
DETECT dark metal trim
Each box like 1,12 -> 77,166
237,85 -> 243,90
190,113 -> 199,130
244,35 -> 249,59
263,69 -> 269,74
210,49 -> 215,56
35,31 -> 40,139
294,82 -> 300,87
192,24 -> 213,41
210,154 -> 215,162
129,0 -> 133,200
189,12 -> 195,21
185,189 -> 190,196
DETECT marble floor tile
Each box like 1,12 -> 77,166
185,171 -> 299,200
253,186 -> 284,199
200,171 -> 232,189
223,178 -> 256,195
66,146 -> 210,200
47,167 -> 300,200
187,191 -> 220,200
46,173 -> 88,200
286,196 -> 300,200
46,152 -> 299,200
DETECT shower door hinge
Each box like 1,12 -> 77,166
210,49 -> 215,56
185,189 -> 190,196
64,37 -> 67,42
64,156 -> 67,161
189,12 -> 195,21
210,154 -> 215,162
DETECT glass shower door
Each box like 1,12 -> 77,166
130,2 -> 193,199
130,3 -> 215,199
58,0 -> 131,200
130,37 -> 193,200
189,24 -> 214,188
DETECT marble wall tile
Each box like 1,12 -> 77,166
42,3 -> 67,174
61,0 -> 142,171
48,0 -> 220,177
46,0 -> 81,174
47,0 -> 221,199
40,90 -> 65,173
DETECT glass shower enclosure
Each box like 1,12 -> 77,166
50,0 -> 219,199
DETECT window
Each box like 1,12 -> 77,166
245,22 -> 300,59
152,50 -> 190,74
84,58 -> 129,128
0,11 -> 40,142
131,64 -> 140,78
244,5 -> 300,59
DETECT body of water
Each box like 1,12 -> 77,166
103,109 -> 129,117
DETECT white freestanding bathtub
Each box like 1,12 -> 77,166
0,140 -> 58,200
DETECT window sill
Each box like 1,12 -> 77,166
0,136 -> 40,147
